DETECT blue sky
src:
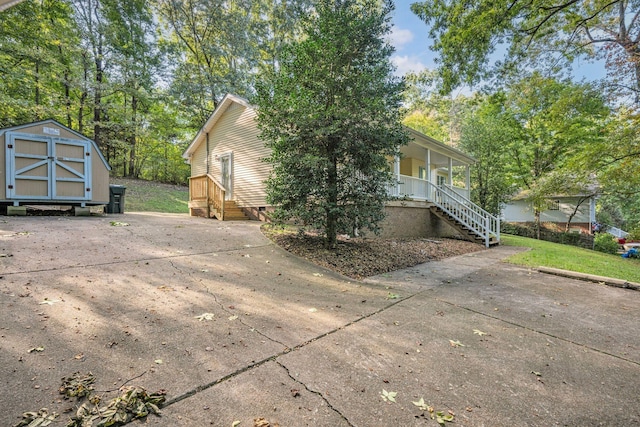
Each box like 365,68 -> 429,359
388,1 -> 607,82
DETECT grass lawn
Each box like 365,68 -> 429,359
110,178 -> 189,214
501,234 -> 640,283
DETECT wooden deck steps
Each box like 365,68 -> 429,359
222,200 -> 249,221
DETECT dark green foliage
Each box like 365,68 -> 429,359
594,233 -> 619,255
502,223 -> 594,250
254,0 -> 409,248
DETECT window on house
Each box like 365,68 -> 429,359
437,175 -> 447,186
418,166 -> 426,180
548,200 -> 560,210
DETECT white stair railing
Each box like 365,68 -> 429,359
428,182 -> 500,247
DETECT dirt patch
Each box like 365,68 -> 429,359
262,226 -> 485,279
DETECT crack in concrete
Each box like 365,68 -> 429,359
436,298 -> 640,367
161,293 -> 416,414
275,360 -> 356,427
0,243 -> 272,277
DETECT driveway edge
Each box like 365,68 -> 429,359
537,266 -> 640,291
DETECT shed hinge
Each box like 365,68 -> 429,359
7,144 -> 13,149
86,152 -> 90,156
8,185 -> 13,189
86,188 -> 91,192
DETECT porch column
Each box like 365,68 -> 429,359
448,158 -> 453,186
394,154 -> 400,196
426,149 -> 431,199
465,165 -> 471,196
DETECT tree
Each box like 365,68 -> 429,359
458,94 -> 514,215
410,0 -> 640,101
500,73 -> 609,236
254,0 -> 409,249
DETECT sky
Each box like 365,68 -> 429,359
388,1 -> 607,83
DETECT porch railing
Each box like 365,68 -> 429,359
188,174 -> 226,219
387,175 -> 469,200
429,182 -> 500,247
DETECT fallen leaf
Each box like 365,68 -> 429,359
531,371 -> 542,377
195,313 -> 215,321
313,273 -> 323,277
232,421 -> 241,427
28,347 -> 45,353
39,298 -> 61,305
449,340 -> 465,348
473,329 -> 487,336
380,389 -> 397,402
254,418 -> 270,427
109,221 -> 129,227
154,359 -> 163,364
386,292 -> 400,299
228,315 -> 238,321
412,397 -> 429,411
308,308 -> 317,313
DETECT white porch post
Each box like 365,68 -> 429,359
394,155 -> 400,197
465,165 -> 471,197
448,158 -> 453,186
426,149 -> 431,200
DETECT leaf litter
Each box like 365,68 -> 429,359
14,372 -> 166,427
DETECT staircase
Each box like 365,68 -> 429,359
427,182 -> 500,247
222,200 -> 249,221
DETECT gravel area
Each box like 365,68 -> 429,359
262,226 -> 485,279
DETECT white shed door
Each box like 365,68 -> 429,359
6,132 -> 91,200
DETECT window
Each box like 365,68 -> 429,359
418,166 -> 426,180
437,175 -> 447,186
548,200 -> 560,210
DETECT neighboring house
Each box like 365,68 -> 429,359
182,94 -> 500,246
502,190 -> 597,234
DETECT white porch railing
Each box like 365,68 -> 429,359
430,182 -> 500,247
387,175 -> 469,200
387,175 -> 500,247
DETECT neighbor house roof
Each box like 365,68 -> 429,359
0,0 -> 25,11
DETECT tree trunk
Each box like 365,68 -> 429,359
534,208 -> 541,240
326,145 -> 339,249
128,95 -> 138,178
93,38 -> 104,151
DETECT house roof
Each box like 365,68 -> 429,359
182,93 -> 475,167
0,119 -> 111,171
182,94 -> 252,161
405,128 -> 475,166
0,0 -> 24,11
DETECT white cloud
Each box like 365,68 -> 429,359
391,55 -> 426,76
388,27 -> 414,50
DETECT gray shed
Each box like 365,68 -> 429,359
1,119 -> 111,207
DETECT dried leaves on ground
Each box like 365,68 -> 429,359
263,227 -> 484,279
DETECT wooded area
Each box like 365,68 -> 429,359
1,0 -> 638,230
0,0 -> 310,184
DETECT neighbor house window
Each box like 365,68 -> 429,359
548,200 -> 560,210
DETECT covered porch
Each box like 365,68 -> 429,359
389,128 -> 474,201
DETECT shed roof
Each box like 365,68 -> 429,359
1,119 -> 111,171
0,0 -> 24,12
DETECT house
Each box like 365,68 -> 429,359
1,119 -> 111,212
182,94 -> 500,246
501,190 -> 597,234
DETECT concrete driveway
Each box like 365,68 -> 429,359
1,213 -> 638,426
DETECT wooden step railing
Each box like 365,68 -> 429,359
428,182 -> 500,247
188,174 -> 226,219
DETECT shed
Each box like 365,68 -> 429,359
1,119 -> 111,207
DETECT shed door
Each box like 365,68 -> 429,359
6,132 -> 91,200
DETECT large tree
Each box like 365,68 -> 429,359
410,0 -> 640,101
254,0 -> 409,248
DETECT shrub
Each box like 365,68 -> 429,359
627,223 -> 640,241
594,233 -> 619,254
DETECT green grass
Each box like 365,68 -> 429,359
501,234 -> 640,283
110,178 -> 189,213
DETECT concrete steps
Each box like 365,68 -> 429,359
430,206 -> 499,246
